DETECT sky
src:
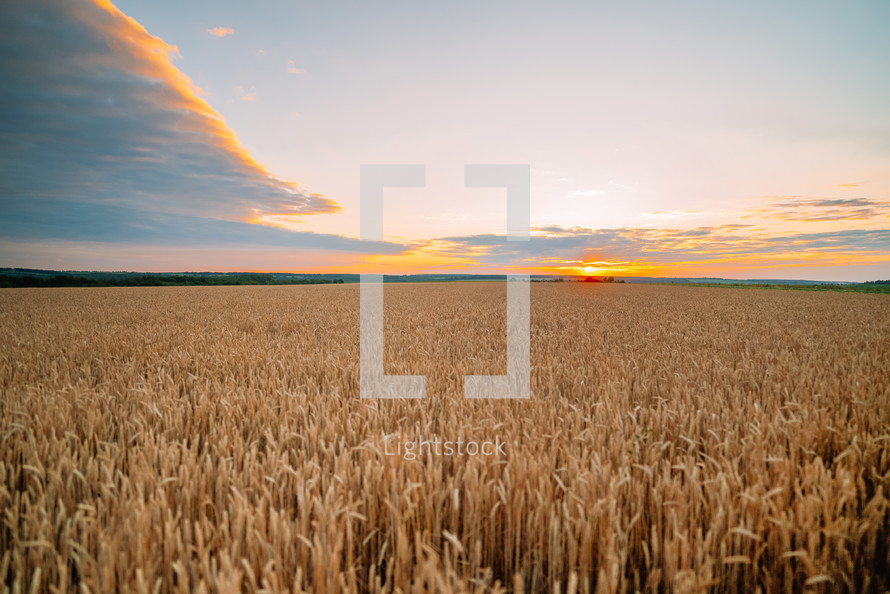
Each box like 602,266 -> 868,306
1,0 -> 889,280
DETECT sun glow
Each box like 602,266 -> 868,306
537,259 -> 662,277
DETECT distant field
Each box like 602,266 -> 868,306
1,283 -> 888,593
677,281 -> 890,294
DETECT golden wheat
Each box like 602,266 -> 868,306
1,283 -> 888,593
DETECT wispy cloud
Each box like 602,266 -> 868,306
237,85 -> 257,101
287,59 -> 307,74
207,26 -> 233,37
745,197 -> 890,222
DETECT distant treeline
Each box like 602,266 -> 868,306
682,281 -> 890,294
580,276 -> 625,283
0,273 -> 343,288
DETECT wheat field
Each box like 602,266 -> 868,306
1,283 -> 888,593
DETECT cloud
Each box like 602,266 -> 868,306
0,197 -> 403,253
566,189 -> 603,198
207,26 -> 233,37
642,210 -> 704,220
287,60 -> 307,74
746,197 -> 890,222
0,0 -> 339,243
237,85 -> 257,101
428,224 -> 890,273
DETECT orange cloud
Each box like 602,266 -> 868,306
71,0 -> 337,218
237,85 -> 257,101
207,26 -> 233,37
287,60 -> 307,74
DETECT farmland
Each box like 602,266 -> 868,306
1,283 -> 889,593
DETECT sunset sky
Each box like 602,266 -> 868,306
1,0 -> 889,280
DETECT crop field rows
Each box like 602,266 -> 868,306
1,283 -> 888,592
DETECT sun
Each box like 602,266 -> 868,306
583,266 -> 595,275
